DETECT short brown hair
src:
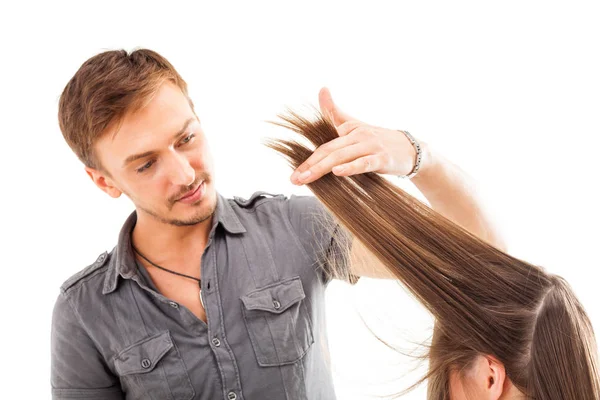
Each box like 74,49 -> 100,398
58,48 -> 195,173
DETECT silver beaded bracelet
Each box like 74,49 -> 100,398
397,130 -> 423,179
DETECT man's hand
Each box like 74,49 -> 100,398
290,87 -> 423,185
289,87 -> 506,280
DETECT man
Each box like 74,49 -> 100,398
51,48 -> 505,400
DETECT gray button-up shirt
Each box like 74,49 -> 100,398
51,191 -> 355,400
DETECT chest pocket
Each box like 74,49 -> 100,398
114,331 -> 195,400
240,276 -> 314,367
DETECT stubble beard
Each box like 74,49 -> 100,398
141,200 -> 216,227
132,178 -> 217,227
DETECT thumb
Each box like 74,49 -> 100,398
318,87 -> 355,127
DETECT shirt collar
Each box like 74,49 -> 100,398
103,192 -> 245,294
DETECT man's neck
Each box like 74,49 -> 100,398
131,212 -> 214,265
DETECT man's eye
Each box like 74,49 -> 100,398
136,160 -> 154,173
181,133 -> 196,145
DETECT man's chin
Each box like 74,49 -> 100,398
171,195 -> 217,226
139,192 -> 217,227
171,212 -> 212,227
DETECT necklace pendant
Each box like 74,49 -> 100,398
199,288 -> 205,308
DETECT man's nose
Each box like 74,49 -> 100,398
165,151 -> 195,187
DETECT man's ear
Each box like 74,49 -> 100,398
84,166 -> 123,198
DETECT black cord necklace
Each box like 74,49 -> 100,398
132,245 -> 201,286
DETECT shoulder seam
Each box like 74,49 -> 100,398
61,265 -> 110,294
230,192 -> 286,212
60,252 -> 110,293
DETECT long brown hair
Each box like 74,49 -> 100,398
266,109 -> 600,399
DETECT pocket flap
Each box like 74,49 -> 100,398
114,331 -> 174,376
241,276 -> 306,314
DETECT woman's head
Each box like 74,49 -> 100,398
266,110 -> 600,399
430,275 -> 599,400
427,273 -> 599,400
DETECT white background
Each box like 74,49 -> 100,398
1,1 -> 599,398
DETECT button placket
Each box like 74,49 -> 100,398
204,227 -> 243,400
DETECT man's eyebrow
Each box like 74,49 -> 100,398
122,117 -> 197,167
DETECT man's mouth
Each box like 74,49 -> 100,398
178,180 -> 205,201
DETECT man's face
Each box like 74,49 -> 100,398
88,81 -> 217,227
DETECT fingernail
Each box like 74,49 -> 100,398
298,170 -> 311,181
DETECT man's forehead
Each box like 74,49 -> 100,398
107,82 -> 195,142
113,114 -> 197,141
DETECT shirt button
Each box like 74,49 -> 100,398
141,358 -> 151,369
211,337 -> 221,347
227,392 -> 237,400
273,300 -> 281,310
169,301 -> 179,309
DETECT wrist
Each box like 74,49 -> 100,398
396,130 -> 424,179
409,140 -> 437,184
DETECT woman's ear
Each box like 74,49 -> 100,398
485,355 -> 506,399
450,355 -> 507,399
467,354 -> 506,399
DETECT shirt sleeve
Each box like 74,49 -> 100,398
285,194 -> 359,286
51,291 -> 125,400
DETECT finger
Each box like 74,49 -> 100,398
331,154 -> 382,176
336,120 -> 363,137
290,134 -> 359,183
297,143 -> 371,184
318,87 -> 356,127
